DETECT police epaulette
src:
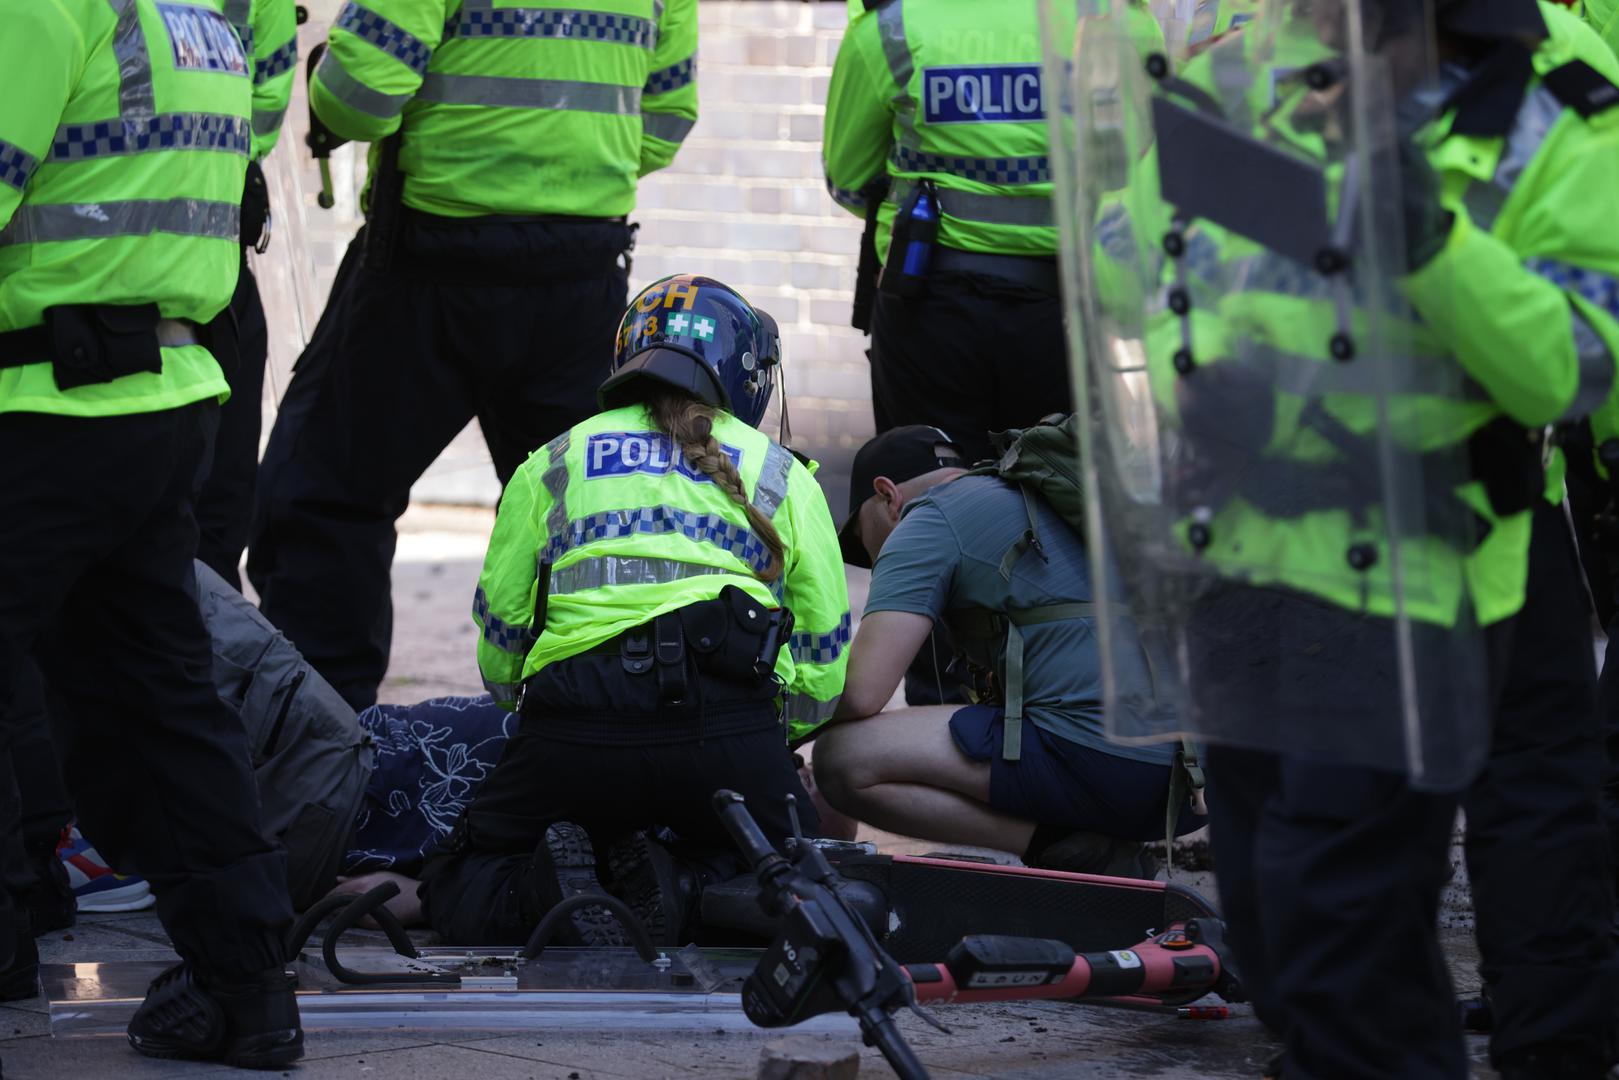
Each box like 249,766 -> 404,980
1541,60 -> 1619,119
788,446 -> 814,468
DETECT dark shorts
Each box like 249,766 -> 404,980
949,705 -> 1202,841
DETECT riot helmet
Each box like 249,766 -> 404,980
600,275 -> 782,429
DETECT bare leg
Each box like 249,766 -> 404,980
811,707 -> 1035,855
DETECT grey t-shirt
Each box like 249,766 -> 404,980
865,475 -> 1173,765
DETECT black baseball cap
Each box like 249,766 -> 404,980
838,425 -> 966,568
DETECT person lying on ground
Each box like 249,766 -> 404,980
812,422 -> 1207,877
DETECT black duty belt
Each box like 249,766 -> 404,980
0,307 -> 201,390
931,248 -> 1060,295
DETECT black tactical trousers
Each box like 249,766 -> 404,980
868,270 -> 1069,463
0,405 -> 291,977
247,213 -> 631,710
420,651 -> 814,945
1463,502 -> 1616,1070
1208,502 -> 1617,1078
195,254 -> 269,590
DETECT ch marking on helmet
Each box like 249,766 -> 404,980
585,432 -> 743,483
923,65 -> 1043,125
635,280 -> 702,313
159,3 -> 249,76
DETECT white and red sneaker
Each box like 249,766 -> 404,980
58,825 -> 155,913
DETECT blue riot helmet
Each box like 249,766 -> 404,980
600,275 -> 782,429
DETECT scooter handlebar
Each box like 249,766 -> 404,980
711,790 -> 781,873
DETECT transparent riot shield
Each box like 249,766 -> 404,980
1044,0 -> 1490,790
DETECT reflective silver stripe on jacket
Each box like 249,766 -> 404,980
454,6 -> 656,48
542,505 -> 775,573
876,0 -> 918,157
783,692 -> 840,730
549,555 -> 734,596
1243,342 -> 1487,401
109,0 -> 156,119
1563,308 -> 1617,422
335,1 -> 433,74
253,105 -> 289,137
417,74 -> 640,114
316,49 -> 412,119
0,140 -> 39,193
890,181 -> 1053,227
0,199 -> 240,246
1463,85 -> 1565,233
751,443 -> 793,520
642,111 -> 694,143
482,675 -> 521,703
49,114 -> 251,161
541,432 -> 573,543
224,0 -> 252,52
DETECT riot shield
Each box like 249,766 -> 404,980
1044,0 -> 1490,790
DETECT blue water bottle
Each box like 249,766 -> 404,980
881,179 -> 939,300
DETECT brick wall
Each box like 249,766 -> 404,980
260,0 -> 873,514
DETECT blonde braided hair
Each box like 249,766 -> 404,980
648,391 -> 786,584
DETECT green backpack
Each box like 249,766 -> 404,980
947,416 -> 1206,858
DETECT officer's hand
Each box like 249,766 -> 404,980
1398,137 -> 1453,273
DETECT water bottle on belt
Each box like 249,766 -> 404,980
879,179 -> 939,300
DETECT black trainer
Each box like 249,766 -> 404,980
127,962 -> 303,1069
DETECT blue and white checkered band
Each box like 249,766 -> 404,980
890,145 -> 1050,185
336,2 -> 433,75
645,57 -> 693,94
49,114 -> 250,161
456,7 -> 657,48
544,506 -> 774,574
0,140 -> 39,192
790,612 -> 853,666
157,3 -> 248,75
256,38 -> 298,84
584,432 -> 743,485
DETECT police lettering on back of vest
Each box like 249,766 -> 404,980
586,432 -> 742,484
923,66 -> 1044,124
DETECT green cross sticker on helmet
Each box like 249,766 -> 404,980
691,315 -> 716,341
663,311 -> 715,340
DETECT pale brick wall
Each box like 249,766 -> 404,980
260,0 -> 873,513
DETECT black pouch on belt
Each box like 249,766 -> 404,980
1468,416 -> 1544,518
45,303 -> 164,390
679,584 -> 779,682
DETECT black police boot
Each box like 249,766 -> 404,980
0,918 -> 41,1002
127,962 -> 303,1068
544,822 -> 629,948
20,833 -> 74,936
599,831 -> 690,947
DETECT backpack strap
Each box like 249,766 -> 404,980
998,485 -> 1048,581
1000,603 -> 1097,761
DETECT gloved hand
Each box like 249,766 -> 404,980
1398,136 -> 1455,272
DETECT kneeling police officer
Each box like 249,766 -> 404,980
421,275 -> 851,945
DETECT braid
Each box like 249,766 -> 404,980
648,392 -> 787,583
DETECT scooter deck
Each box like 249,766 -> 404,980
829,853 -> 1219,963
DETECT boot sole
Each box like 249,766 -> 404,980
130,1029 -> 303,1069
546,823 -> 629,948
603,833 -> 673,945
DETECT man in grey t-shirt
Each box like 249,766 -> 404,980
813,427 -> 1203,876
